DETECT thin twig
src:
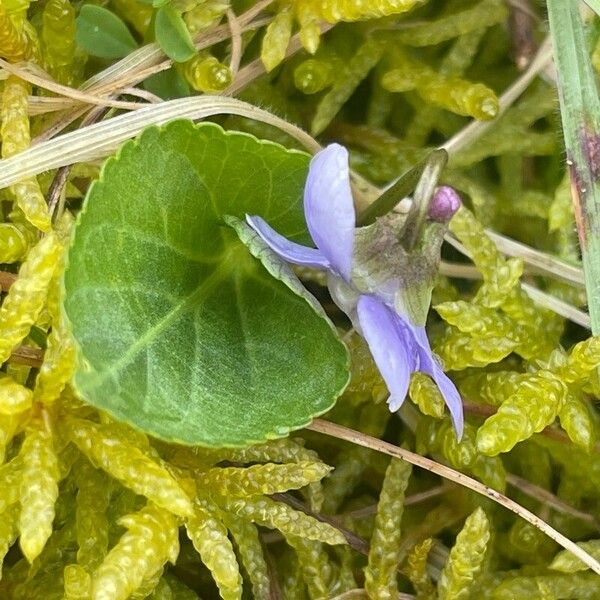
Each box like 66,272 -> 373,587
120,87 -> 163,104
26,96 -> 74,115
342,485 -> 446,520
521,282 -> 591,329
439,261 -> 483,279
223,24 -> 334,96
46,106 -> 108,218
32,106 -> 89,145
506,473 -> 600,529
46,165 -> 70,218
262,543 -> 284,600
86,16 -> 272,98
443,236 -> 591,328
307,418 -> 600,575
484,229 -> 584,286
0,59 -> 147,110
227,9 -> 243,77
508,0 -> 538,69
81,3 -> 272,93
271,493 -> 370,555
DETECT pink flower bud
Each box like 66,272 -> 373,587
429,186 -> 461,222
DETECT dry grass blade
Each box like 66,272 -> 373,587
440,242 -> 591,328
0,97 -> 321,188
484,229 -> 584,286
506,473 -> 600,529
27,96 -> 77,115
520,282 -> 590,329
0,59 -> 147,110
227,9 -> 243,76
307,418 -> 600,575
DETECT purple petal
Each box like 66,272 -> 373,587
304,144 -> 355,281
357,295 -> 417,412
246,215 -> 331,270
411,325 -> 464,439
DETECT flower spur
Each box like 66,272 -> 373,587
247,144 -> 464,438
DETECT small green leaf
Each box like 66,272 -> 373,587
76,5 -> 138,59
143,68 -> 191,100
155,6 -> 196,63
64,121 -> 350,447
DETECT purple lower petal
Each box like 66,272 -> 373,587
411,325 -> 464,439
246,215 -> 330,270
357,295 -> 417,412
304,145 -> 355,281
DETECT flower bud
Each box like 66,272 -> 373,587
429,186 -> 461,222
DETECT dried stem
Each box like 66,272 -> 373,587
341,485 -> 447,520
271,493 -> 370,555
508,0 -> 538,69
227,9 -> 243,77
47,106 -> 108,218
0,59 -> 147,110
506,473 -> 600,529
442,236 -> 591,328
307,418 -> 600,575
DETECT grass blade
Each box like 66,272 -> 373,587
547,0 -> 600,334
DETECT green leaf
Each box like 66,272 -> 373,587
547,0 -> 600,335
143,68 -> 191,100
64,121 -> 349,447
155,6 -> 196,63
585,0 -> 600,17
76,5 -> 138,59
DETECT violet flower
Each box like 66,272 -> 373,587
246,144 -> 464,438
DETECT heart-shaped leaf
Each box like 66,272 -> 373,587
64,121 -> 349,447
154,6 -> 196,63
76,5 -> 138,59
